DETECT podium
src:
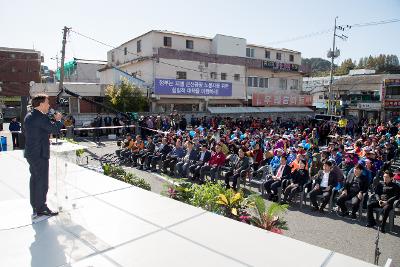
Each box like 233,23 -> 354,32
49,139 -> 86,212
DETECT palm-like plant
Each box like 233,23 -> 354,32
249,195 -> 288,233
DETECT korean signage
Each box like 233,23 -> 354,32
154,78 -> 232,96
252,93 -> 312,107
357,102 -> 381,110
262,60 -> 300,72
384,79 -> 400,87
384,100 -> 400,108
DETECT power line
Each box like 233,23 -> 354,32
350,18 -> 400,28
265,18 -> 400,45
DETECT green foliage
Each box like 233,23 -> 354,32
164,183 -> 288,233
191,182 -> 228,213
302,54 -> 400,76
105,79 -> 148,112
353,54 -> 399,73
248,195 -> 288,233
102,163 -> 151,191
335,58 -> 356,76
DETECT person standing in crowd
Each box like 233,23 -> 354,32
24,94 -> 63,217
9,117 -> 21,149
93,113 -> 102,143
104,113 -> 112,135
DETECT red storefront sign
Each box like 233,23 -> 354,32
384,100 -> 400,108
252,93 -> 312,107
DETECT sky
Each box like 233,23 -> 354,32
1,0 -> 399,70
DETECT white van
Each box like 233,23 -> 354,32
314,114 -> 341,122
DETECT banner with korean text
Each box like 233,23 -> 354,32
154,78 -> 232,96
252,93 -> 312,107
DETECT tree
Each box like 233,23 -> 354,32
366,55 -> 376,69
335,58 -> 356,75
105,79 -> 148,112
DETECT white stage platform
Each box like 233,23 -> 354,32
0,150 -> 379,267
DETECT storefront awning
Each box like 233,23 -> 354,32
207,106 -> 314,114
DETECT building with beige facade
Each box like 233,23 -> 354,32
99,30 -> 308,113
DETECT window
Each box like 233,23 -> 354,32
234,74 -> 240,81
279,78 -> 287,90
137,40 -> 141,53
247,77 -> 258,87
176,71 -> 187,79
291,79 -> 299,90
246,47 -> 255,58
186,40 -> 194,49
124,47 -> 127,55
265,50 -> 270,58
259,78 -> 269,88
210,72 -> 217,79
289,54 -> 294,62
276,53 -> 282,60
164,36 -> 172,47
319,95 -> 324,100
221,73 -> 227,80
111,52 -> 115,62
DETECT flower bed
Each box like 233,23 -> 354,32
164,181 -> 288,234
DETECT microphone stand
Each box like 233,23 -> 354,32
374,222 -> 381,265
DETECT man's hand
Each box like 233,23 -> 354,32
357,192 -> 363,200
54,112 -> 63,122
379,200 -> 387,207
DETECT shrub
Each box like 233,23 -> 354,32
102,164 -> 151,191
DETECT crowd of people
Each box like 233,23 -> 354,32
116,114 -> 400,232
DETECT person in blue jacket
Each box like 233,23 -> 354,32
9,117 -> 21,149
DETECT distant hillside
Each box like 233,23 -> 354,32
301,58 -> 333,76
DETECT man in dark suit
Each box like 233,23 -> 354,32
225,149 -> 250,190
24,94 -> 63,217
337,164 -> 369,218
366,171 -> 400,233
93,113 -> 102,143
264,156 -> 292,201
309,161 -> 338,212
189,144 -> 211,180
176,141 -> 199,177
104,113 -> 112,135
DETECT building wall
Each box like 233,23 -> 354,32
152,32 -> 212,54
246,68 -> 302,96
247,45 -> 301,65
211,34 -> 246,57
0,48 -> 41,96
64,62 -> 105,83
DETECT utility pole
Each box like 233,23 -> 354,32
327,17 -> 350,115
59,27 -> 71,92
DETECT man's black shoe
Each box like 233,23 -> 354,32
338,211 -> 349,217
311,206 -> 319,212
380,227 -> 386,234
350,213 -> 357,219
365,221 -> 376,228
37,209 -> 59,216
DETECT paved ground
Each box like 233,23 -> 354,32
53,137 -> 400,266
